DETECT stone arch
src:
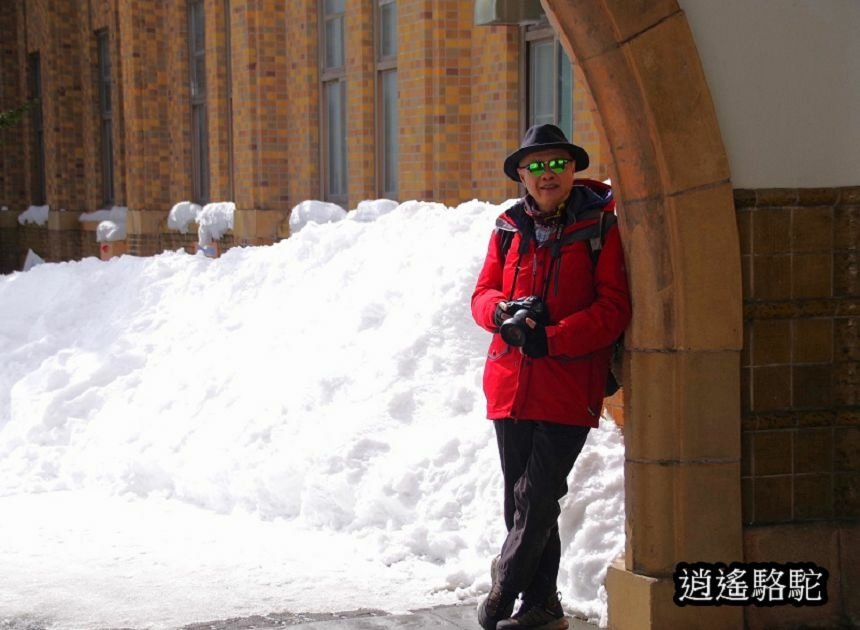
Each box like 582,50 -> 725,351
542,1 -> 744,627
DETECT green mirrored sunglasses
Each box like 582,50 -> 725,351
517,158 -> 572,176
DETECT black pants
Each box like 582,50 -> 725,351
494,418 -> 590,602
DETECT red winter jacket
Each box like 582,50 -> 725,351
471,180 -> 631,427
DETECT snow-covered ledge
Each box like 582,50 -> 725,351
80,207 -> 129,260
167,200 -> 235,257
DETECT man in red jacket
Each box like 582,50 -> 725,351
472,124 -> 631,630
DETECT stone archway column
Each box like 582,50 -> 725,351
541,2 -> 744,628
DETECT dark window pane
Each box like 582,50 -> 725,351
325,16 -> 344,69
381,69 -> 398,195
98,31 -> 111,114
529,40 -> 554,127
188,0 -> 208,204
325,0 -> 345,15
380,1 -> 397,59
28,53 -> 46,205
190,1 -> 205,53
325,81 -> 347,197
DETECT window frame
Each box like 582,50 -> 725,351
319,0 -> 348,205
374,0 -> 398,200
188,0 -> 210,205
28,52 -> 46,206
96,29 -> 114,207
522,23 -> 573,141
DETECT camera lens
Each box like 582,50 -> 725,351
500,310 -> 529,346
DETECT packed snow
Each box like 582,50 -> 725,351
17,204 -> 50,226
80,206 -> 129,242
0,198 -> 625,630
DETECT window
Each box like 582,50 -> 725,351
376,0 -> 398,199
188,0 -> 209,204
321,0 -> 347,203
524,26 -> 572,140
28,53 -> 46,205
96,30 -> 114,206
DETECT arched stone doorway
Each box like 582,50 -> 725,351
542,2 -> 744,627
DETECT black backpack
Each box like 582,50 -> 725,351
496,207 -> 624,397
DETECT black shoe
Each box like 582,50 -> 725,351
477,556 -> 515,630
491,554 -> 501,584
496,591 -> 568,630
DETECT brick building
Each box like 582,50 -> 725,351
0,0 -> 610,268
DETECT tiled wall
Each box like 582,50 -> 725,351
0,0 -> 613,265
737,187 -> 860,525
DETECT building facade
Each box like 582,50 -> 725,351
0,0 -> 610,267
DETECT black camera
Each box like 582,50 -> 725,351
499,296 -> 549,347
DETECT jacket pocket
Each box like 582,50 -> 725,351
487,335 -> 511,361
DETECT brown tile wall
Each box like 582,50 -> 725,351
738,187 -> 860,527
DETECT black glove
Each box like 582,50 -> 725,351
493,301 -> 510,328
522,322 -> 549,358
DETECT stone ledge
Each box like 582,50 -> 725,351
0,211 -> 21,229
744,298 -> 860,320
733,186 -> 860,208
48,210 -> 82,231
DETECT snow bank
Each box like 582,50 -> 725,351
0,198 -> 624,629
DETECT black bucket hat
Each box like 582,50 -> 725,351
503,124 -> 590,182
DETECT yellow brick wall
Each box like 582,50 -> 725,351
230,0 -> 290,212
345,0 -> 376,207
2,0 -> 615,254
285,0 -> 320,205
118,0 -> 172,213
573,60 -> 611,183
470,23 -> 521,202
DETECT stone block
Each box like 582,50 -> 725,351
602,0 -> 680,44
624,13 -> 730,196
674,462 -> 743,563
626,351 -> 741,463
47,210 -> 82,231
127,209 -> 167,236
606,559 -> 743,630
0,210 -> 20,229
618,198 -> 675,351
579,48 -> 663,204
625,460 -> 676,575
233,208 -> 289,244
667,184 -> 743,351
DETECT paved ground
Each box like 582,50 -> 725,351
180,604 -> 599,630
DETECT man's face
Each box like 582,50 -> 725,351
517,148 -> 576,213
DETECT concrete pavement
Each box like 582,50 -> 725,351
181,604 -> 599,630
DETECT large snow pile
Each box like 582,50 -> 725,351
0,199 -> 625,630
